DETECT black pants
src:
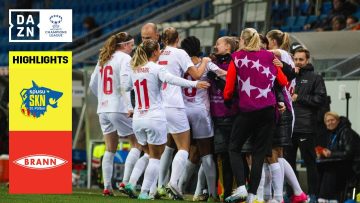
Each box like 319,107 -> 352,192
317,161 -> 352,200
285,132 -> 318,195
215,152 -> 234,199
228,107 -> 275,194
213,117 -> 235,199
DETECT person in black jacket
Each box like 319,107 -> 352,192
285,48 -> 327,201
316,112 -> 360,202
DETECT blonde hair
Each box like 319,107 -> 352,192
240,28 -> 260,51
324,111 -> 340,123
98,32 -> 133,67
266,29 -> 290,51
131,39 -> 159,69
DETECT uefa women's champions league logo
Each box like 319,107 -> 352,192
20,81 -> 63,118
9,9 -> 72,42
49,15 -> 62,29
45,14 -> 67,37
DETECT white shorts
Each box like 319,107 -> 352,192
165,107 -> 190,134
98,113 -> 133,136
186,107 -> 214,139
132,119 -> 167,146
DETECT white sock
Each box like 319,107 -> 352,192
270,162 -> 283,201
279,158 -> 303,195
102,151 -> 115,190
123,148 -> 141,184
195,165 -> 206,196
256,164 -> 266,201
158,146 -> 175,187
129,153 -> 149,186
178,160 -> 197,193
163,169 -> 170,186
141,158 -> 160,194
150,175 -> 158,195
247,193 -> 256,203
278,158 -> 285,198
169,150 -> 189,186
318,198 -> 327,203
278,158 -> 285,185
263,163 -> 272,201
201,154 -> 217,197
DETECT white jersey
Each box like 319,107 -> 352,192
278,49 -> 296,95
158,46 -> 194,108
183,61 -> 220,110
89,51 -> 132,114
124,61 -> 197,121
278,49 -> 296,132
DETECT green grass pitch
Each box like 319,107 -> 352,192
0,184 -> 195,203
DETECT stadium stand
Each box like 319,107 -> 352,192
1,0 -> 360,201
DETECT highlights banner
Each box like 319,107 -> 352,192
9,51 -> 72,194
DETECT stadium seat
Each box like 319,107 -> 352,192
73,149 -> 87,163
44,43 -> 52,50
354,11 -> 360,19
291,26 -> 303,32
280,26 -> 290,32
0,55 -> 6,66
141,8 -> 151,16
307,15 -> 318,24
285,16 -> 296,27
190,7 -> 202,20
319,14 -> 328,20
218,29 -> 228,37
294,16 -> 307,27
321,1 -> 332,15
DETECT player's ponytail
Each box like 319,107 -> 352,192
240,28 -> 260,51
131,39 -> 159,69
266,29 -> 290,51
99,32 -> 133,67
280,32 -> 290,51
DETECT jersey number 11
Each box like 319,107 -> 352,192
134,79 -> 150,110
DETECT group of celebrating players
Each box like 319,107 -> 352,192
89,22 -> 309,203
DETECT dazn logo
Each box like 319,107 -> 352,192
9,11 -> 40,41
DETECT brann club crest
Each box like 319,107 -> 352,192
20,81 -> 63,118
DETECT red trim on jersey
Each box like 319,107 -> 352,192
158,61 -> 168,65
223,60 -> 236,101
276,66 -> 288,87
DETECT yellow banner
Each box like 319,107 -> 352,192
9,51 -> 72,131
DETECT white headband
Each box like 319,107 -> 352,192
118,39 -> 134,45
